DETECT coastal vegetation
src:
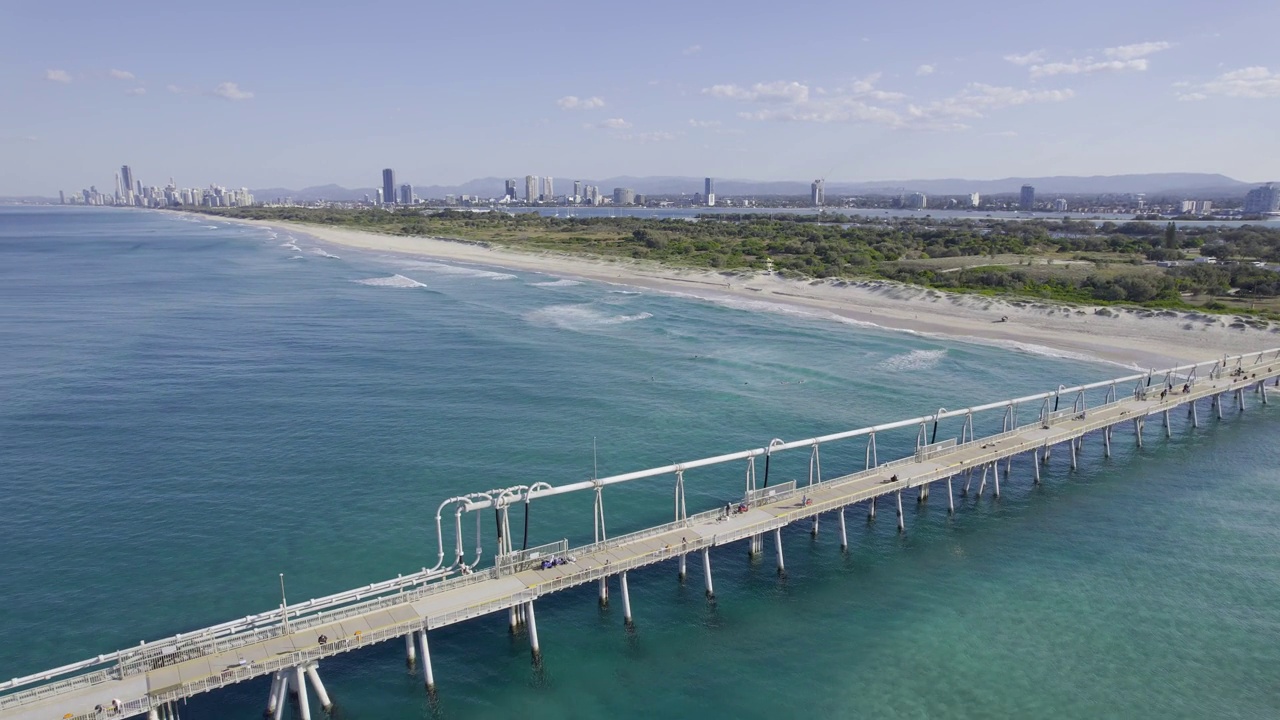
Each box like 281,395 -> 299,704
193,207 -> 1280,318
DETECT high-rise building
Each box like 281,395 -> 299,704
1196,200 -> 1213,214
120,165 -> 134,200
613,187 -> 636,205
573,180 -> 583,200
705,177 -> 716,207
376,188 -> 384,204
969,192 -> 980,208
904,192 -> 927,209
400,184 -> 413,205
1054,198 -> 1068,212
382,169 -> 396,205
543,177 -> 554,202
59,190 -> 66,204
525,175 -> 538,202
811,179 -> 824,207
1243,183 -> 1280,214
1019,184 -> 1035,211
505,179 -> 517,200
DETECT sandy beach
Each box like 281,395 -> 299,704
224,217 -> 1280,369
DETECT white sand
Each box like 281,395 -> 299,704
232,218 -> 1280,369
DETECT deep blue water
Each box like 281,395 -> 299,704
1,206 -> 1278,719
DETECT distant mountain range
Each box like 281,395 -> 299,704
251,173 -> 1260,202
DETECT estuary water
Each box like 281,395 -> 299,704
1,206 -> 1278,719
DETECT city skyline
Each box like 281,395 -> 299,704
3,1 -> 1280,196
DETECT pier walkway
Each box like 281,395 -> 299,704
4,350 -> 1279,720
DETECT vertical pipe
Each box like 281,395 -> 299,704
838,508 -> 848,549
1261,382 -> 1268,405
703,548 -> 715,597
599,576 -> 609,607
1043,446 -> 1051,463
993,459 -> 1001,498
1070,439 -> 1078,470
811,514 -> 819,537
963,469 -> 973,496
294,666 -> 312,720
417,629 -> 435,691
1217,393 -> 1223,419
1135,418 -> 1144,448
868,496 -> 876,520
305,664 -> 333,712
678,552 -> 687,581
774,529 -> 785,573
1191,401 -> 1199,428
1164,410 -> 1171,438
525,601 -> 541,660
509,606 -> 519,632
896,490 -> 905,533
977,464 -> 989,497
947,476 -> 955,514
620,572 -> 633,626
1033,449 -> 1041,483
405,633 -> 416,665
148,709 -> 159,720
1104,426 -> 1112,457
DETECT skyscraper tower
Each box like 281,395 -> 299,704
573,180 -> 583,201
811,179 -> 825,207
1019,184 -> 1035,211
382,169 -> 396,205
120,165 -> 134,201
543,177 -> 554,202
705,177 -> 716,207
505,179 -> 517,200
525,175 -> 538,202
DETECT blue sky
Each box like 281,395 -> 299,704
3,0 -> 1278,195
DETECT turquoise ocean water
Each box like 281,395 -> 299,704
1,206 -> 1278,719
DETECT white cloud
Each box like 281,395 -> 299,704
166,84 -> 185,94
45,69 -> 71,84
1004,50 -> 1046,66
556,95 -> 605,110
925,83 -> 1075,117
617,131 -> 679,142
1030,58 -> 1147,79
1178,66 -> 1280,100
125,87 -> 146,96
682,44 -> 702,56
702,81 -> 811,103
1103,41 -> 1172,61
597,117 -> 632,129
916,64 -> 936,76
213,82 -> 253,101
109,69 -> 135,80
688,119 -> 722,128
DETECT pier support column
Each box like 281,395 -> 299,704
678,552 -> 687,581
1033,449 -> 1041,483
918,483 -> 929,502
703,548 -> 715,598
993,459 -> 1001,498
417,628 -> 436,692
294,665 -> 311,720
266,669 -> 284,716
963,469 -> 973,496
620,572 -> 633,626
148,709 -> 159,720
1043,447 -> 1051,464
811,514 -> 819,537
1104,427 -> 1112,457
1070,440 -> 1077,470
977,464 -> 989,497
1190,401 -> 1199,429
305,663 -> 332,712
509,606 -> 519,633
598,577 -> 609,607
525,601 -> 541,661
272,670 -> 289,720
1164,410 -> 1172,438
405,633 -> 417,665
1216,393 -> 1224,420
749,534 -> 763,556
838,509 -> 848,549
896,490 -> 905,533
1262,382 -> 1269,405
947,476 -> 955,514
1135,418 -> 1144,448
774,529 -> 785,574
868,497 -> 876,520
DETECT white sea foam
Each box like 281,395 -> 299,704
353,274 -> 427,288
281,241 -> 302,252
311,248 -> 340,259
529,279 -> 583,288
399,260 -> 516,281
876,349 -> 947,372
203,225 -> 219,229
525,304 -> 653,331
609,290 -> 642,295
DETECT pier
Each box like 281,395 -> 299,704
3,349 -> 1279,720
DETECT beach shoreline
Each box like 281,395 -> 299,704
214,215 -> 1279,369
